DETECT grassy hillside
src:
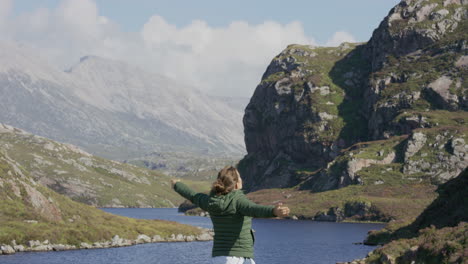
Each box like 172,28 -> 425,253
246,184 -> 436,222
186,124 -> 466,224
0,152 -> 202,247
247,125 -> 466,222
0,124 -> 210,208
353,168 -> 468,264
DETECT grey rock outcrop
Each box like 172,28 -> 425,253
404,132 -> 427,161
314,207 -> 344,222
237,1 -> 468,195
0,230 -> 215,256
240,42 -> 369,191
196,232 -> 213,241
403,130 -> 468,181
426,76 -> 459,110
340,152 -> 396,187
151,235 -> 164,242
366,0 -> 467,71
135,234 -> 151,244
13,245 -> 25,252
1,245 -> 15,254
364,1 -> 467,139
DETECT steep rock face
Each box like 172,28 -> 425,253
364,0 -> 468,139
240,0 -> 467,192
366,0 -> 467,71
240,43 -> 371,191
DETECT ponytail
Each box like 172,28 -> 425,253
211,166 -> 240,195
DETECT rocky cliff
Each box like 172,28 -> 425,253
239,0 -> 467,192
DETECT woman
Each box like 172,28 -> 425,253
172,166 -> 290,264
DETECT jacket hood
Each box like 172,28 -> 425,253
207,190 -> 243,215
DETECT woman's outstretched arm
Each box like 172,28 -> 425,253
172,180 -> 209,210
236,195 -> 290,218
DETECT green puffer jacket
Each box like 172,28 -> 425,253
174,182 -> 275,258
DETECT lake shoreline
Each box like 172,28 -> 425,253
185,210 -> 388,225
0,228 -> 213,256
2,208 -> 383,264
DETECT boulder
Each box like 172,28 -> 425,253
121,239 -> 133,246
13,245 -> 25,252
175,234 -> 185,242
135,234 -> 151,244
80,242 -> 92,249
455,55 -> 468,68
27,240 -> 42,247
416,3 -> 439,22
430,9 -> 450,21
92,242 -> 104,248
314,207 -> 344,222
196,232 -> 213,241
111,235 -> 123,246
167,234 -> 176,241
451,138 -> 467,158
30,245 -> 52,251
404,132 -> 427,161
152,235 -> 164,242
52,244 -> 69,251
426,76 -> 459,110
1,245 -> 15,254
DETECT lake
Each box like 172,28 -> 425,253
0,208 -> 383,264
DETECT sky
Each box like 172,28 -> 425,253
1,0 -> 399,97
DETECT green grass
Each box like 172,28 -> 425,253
246,183 -> 436,222
362,168 -> 467,263
374,18 -> 468,112
260,43 -> 369,144
0,129 -> 211,208
0,153 -> 202,246
393,110 -> 468,128
365,223 -> 467,264
346,136 -> 406,161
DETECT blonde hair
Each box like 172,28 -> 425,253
211,166 -> 240,195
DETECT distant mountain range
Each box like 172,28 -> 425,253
0,42 -> 245,160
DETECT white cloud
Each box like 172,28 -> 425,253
141,17 -> 316,96
325,31 -> 356,47
1,0 -> 317,97
0,0 -> 12,27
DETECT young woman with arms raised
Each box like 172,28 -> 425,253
172,166 -> 290,264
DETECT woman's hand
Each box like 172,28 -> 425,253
171,179 -> 180,188
273,203 -> 290,217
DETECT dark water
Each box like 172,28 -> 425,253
0,208 -> 383,264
